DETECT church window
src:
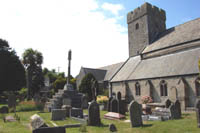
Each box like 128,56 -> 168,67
195,77 -> 200,96
135,82 -> 141,96
135,23 -> 139,30
160,80 -> 167,96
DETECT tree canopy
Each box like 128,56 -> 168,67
79,73 -> 98,101
0,39 -> 26,93
22,48 -> 44,98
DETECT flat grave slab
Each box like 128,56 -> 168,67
104,112 -> 125,120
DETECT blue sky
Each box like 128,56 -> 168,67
0,0 -> 199,76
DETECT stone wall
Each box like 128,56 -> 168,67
111,75 -> 198,110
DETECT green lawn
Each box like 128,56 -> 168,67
0,108 -> 199,133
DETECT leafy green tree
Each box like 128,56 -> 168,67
79,73 -> 98,101
53,76 -> 67,92
22,48 -> 44,98
0,39 -> 26,93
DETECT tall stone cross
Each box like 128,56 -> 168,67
67,50 -> 71,85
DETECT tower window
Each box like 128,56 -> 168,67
135,23 -> 139,30
160,80 -> 167,96
135,82 -> 141,96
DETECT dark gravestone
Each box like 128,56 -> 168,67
32,126 -> 65,133
8,94 -> 16,109
88,101 -> 101,126
117,92 -> 126,115
107,97 -> 113,112
51,109 -> 66,120
174,100 -> 181,119
109,123 -> 117,132
195,99 -> 200,128
169,104 -> 176,119
119,100 -> 126,115
62,105 -> 71,117
129,100 -> 143,127
71,108 -> 83,118
81,96 -> 88,109
165,99 -> 172,108
111,98 -> 119,113
0,106 -> 9,114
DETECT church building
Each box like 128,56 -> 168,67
77,2 -> 200,110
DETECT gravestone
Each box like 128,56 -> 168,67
111,98 -> 119,113
129,100 -> 143,127
71,108 -> 83,118
117,93 -> 126,115
165,99 -> 172,108
0,106 -> 8,113
4,116 -> 16,122
195,99 -> 200,128
109,123 -> 117,132
63,98 -> 71,106
81,96 -> 88,109
62,105 -> 71,117
107,97 -> 113,112
88,101 -> 101,126
169,103 -> 176,119
30,114 -> 48,130
51,109 -> 66,120
8,94 -> 16,109
32,126 -> 65,133
174,100 -> 181,119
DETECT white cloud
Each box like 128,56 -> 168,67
0,0 -> 128,76
101,2 -> 124,16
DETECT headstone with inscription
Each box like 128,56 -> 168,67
129,100 -> 143,127
88,101 -> 101,126
30,114 -> 48,130
111,98 -> 119,113
8,94 -> 16,109
108,97 -> 113,112
51,109 -> 66,120
174,100 -> 181,119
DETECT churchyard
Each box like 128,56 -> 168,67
0,101 -> 200,133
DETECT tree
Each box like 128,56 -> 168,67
0,39 -> 26,93
22,48 -> 44,98
79,73 -> 98,101
53,76 -> 67,92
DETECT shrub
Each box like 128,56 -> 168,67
141,96 -> 153,104
97,95 -> 108,104
16,101 -> 44,112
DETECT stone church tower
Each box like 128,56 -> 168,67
127,3 -> 166,57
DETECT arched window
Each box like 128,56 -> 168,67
135,82 -> 141,96
160,80 -> 167,96
195,77 -> 200,96
135,23 -> 139,30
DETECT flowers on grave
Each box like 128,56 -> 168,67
97,95 -> 108,104
141,96 -> 153,104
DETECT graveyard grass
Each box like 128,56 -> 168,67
0,109 -> 199,133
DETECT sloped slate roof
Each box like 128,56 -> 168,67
82,67 -> 107,81
143,18 -> 200,53
111,56 -> 141,82
99,62 -> 124,81
128,47 -> 200,80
